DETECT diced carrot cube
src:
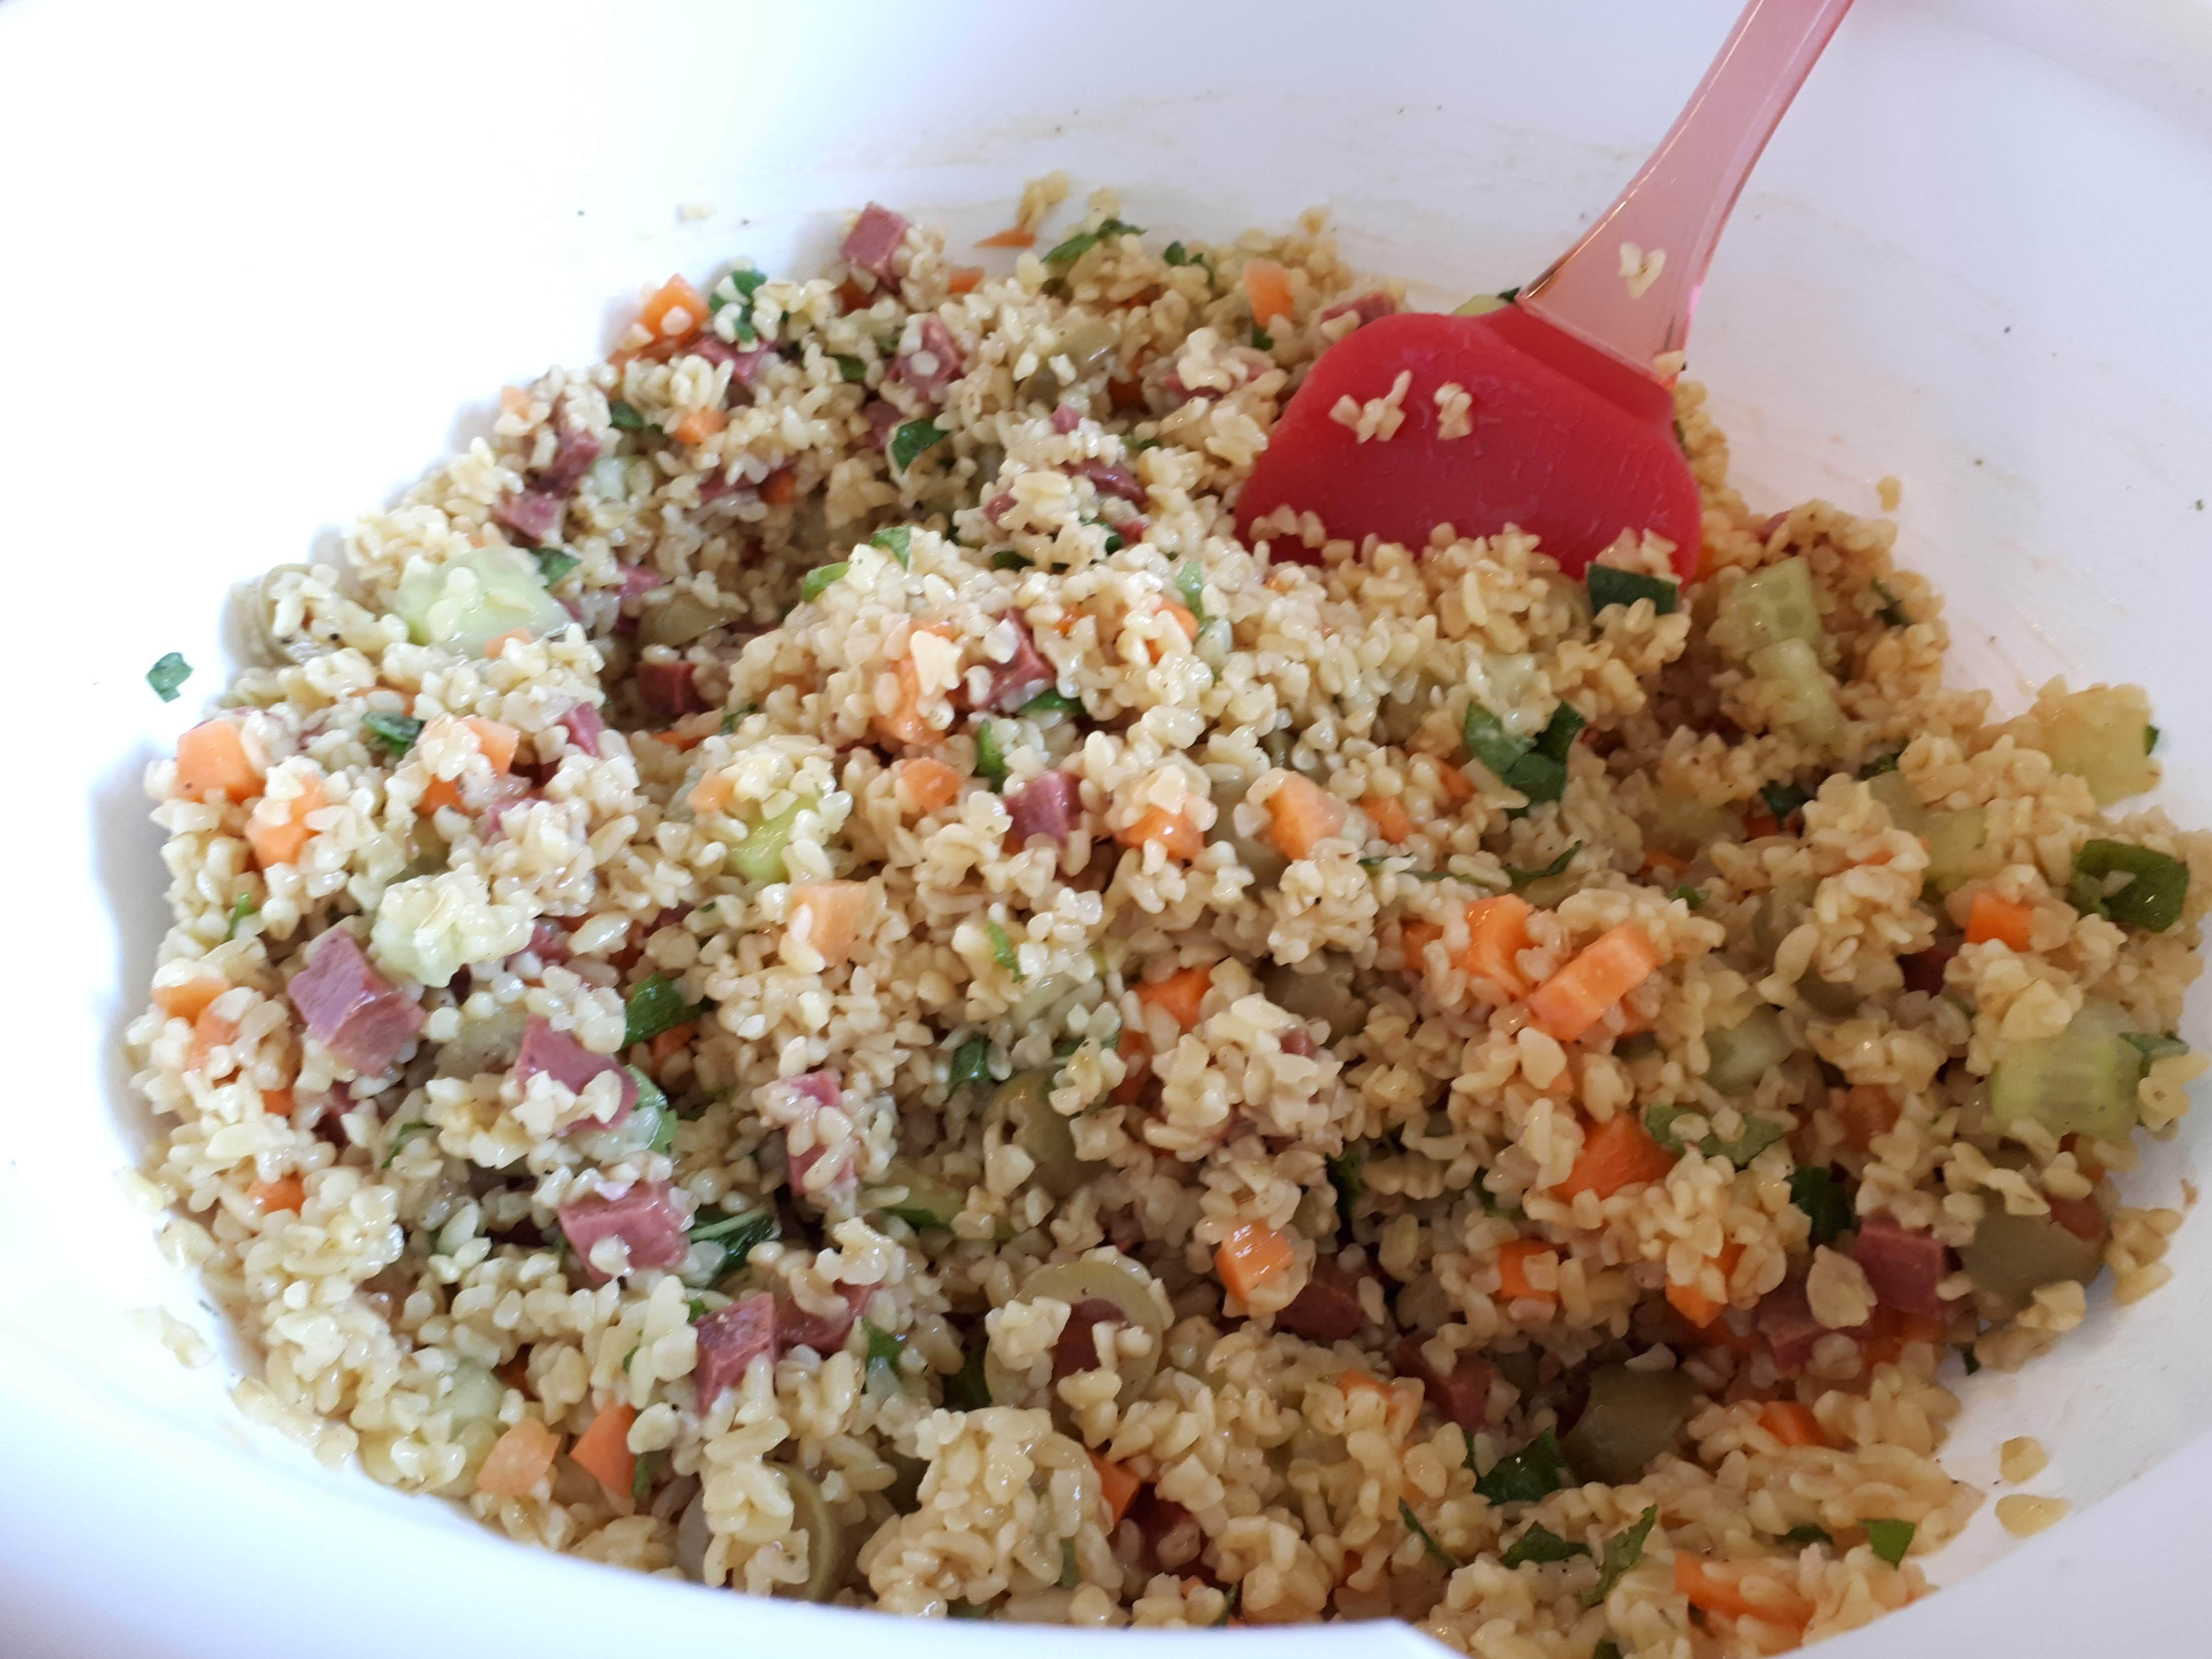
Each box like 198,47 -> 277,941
1361,793 -> 1415,845
177,720 -> 261,802
1674,1554 -> 1813,1627
1265,773 -> 1349,860
1555,1113 -> 1677,1201
1115,805 -> 1203,861
249,1174 -> 305,1214
188,1007 -> 239,1071
477,1417 -> 561,1498
1339,1369 -> 1392,1399
1965,890 -> 2034,951
976,226 -> 1036,249
1437,764 -> 1475,805
1088,1450 -> 1142,1526
671,406 -> 727,446
640,274 -> 707,343
482,629 -> 531,660
461,717 -> 519,774
1215,1221 -> 1295,1304
896,756 -> 963,813
1666,1241 -> 1745,1328
1400,920 -> 1444,964
260,1085 -> 295,1119
1457,894 -> 1535,995
1242,257 -> 1296,326
245,776 -> 329,869
1833,1085 -> 1901,1153
1136,964 -> 1213,1032
154,973 -> 227,1021
946,265 -> 985,295
760,466 -> 799,506
1527,924 -> 1665,1043
687,770 -> 734,815
1112,1027 -> 1151,1105
570,1401 -> 637,1498
1758,1400 -> 1829,1448
1496,1238 -> 1559,1304
788,881 -> 868,968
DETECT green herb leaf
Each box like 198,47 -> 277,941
1788,1165 -> 1854,1248
1864,1517 -> 1915,1566
1101,531 -> 1124,554
1760,781 -> 1812,821
1043,217 -> 1145,266
623,973 -> 701,1047
1616,1032 -> 1660,1060
1669,884 -> 1706,910
361,711 -> 425,758
720,702 -> 756,734
950,1035 -> 995,1091
987,920 -> 1022,978
1251,326 -> 1274,351
2123,1030 -> 2189,1061
1959,1344 -> 1982,1375
990,550 -> 1032,571
2072,839 -> 2189,931
688,1207 -> 777,1263
146,651 -> 192,702
1327,1149 -> 1364,1233
1464,703 -> 1535,778
1587,566 -> 1680,616
1646,1104 -> 1788,1167
1399,1500 -> 1459,1569
1162,241 -> 1198,266
890,418 -> 948,471
709,268 -> 766,310
382,1121 -> 429,1168
1057,1539 -> 1080,1589
1496,704 -> 1585,808
1474,1429 -> 1568,1506
1533,702 -> 1586,763
608,400 -> 651,433
1858,750 -> 1902,778
871,525 -> 914,569
621,1344 -> 638,1373
1358,857 -> 1453,882
1595,1643 -> 1623,1659
798,561 -> 850,602
223,892 -> 258,942
973,721 -> 1008,792
865,1321 -> 904,1389
2146,723 -> 2160,755
1126,436 -> 1161,452
834,354 -> 869,383
532,547 -> 580,587
945,1340 -> 991,1410
1871,580 -> 1909,627
1782,1524 -> 1833,1548
1501,1521 -> 1589,1569
1506,843 -> 1580,891
1018,687 -> 1082,718
631,1068 -> 677,1152
631,1447 -> 665,1506
687,1297 -> 709,1322
1174,561 -> 1207,623
1582,1505 -> 1658,1606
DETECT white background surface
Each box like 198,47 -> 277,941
2,0 -> 2209,1653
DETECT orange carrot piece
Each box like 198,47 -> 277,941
946,265 -> 985,295
1437,764 -> 1475,805
570,1401 -> 637,1497
896,756 -> 963,813
1640,849 -> 1691,880
2046,1190 -> 2106,1243
1966,890 -> 2034,951
1339,1369 -> 1392,1399
154,974 -> 226,1021
477,1417 -> 561,1498
1859,1304 -> 1949,1366
249,1174 -> 305,1214
176,720 -> 261,802
1362,793 -> 1415,845
1242,257 -> 1295,325
1458,894 -> 1535,995
1527,924 -> 1664,1043
640,274 -> 706,343
671,406 -> 727,446
872,626 -> 952,749
1758,1401 -> 1829,1448
1555,1113 -> 1677,1201
1675,1554 -> 1814,1627
1215,1221 -> 1295,1304
760,466 -> 800,506
482,629 -> 531,659
788,881 -> 869,968
649,1021 -> 698,1070
1136,964 -> 1213,1032
976,226 -> 1036,249
260,1085 -> 295,1119
1400,920 -> 1444,965
1115,805 -> 1203,861
1265,773 -> 1349,860
419,776 -> 461,814
1834,1084 -> 1901,1154
1089,1450 -> 1143,1526
461,717 -> 519,774
1111,1027 -> 1151,1105
1666,1242 -> 1744,1329
1496,1238 -> 1559,1303
188,1007 -> 239,1071
1161,601 -> 1198,641
1743,808 -> 1781,840
245,776 -> 329,869
687,770 -> 734,816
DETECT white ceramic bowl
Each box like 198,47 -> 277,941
5,1 -> 2209,1652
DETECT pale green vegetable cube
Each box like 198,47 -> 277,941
393,547 -> 572,656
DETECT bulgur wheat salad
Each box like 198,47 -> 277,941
129,188 -> 2205,1654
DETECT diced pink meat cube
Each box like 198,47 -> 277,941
775,1283 -> 872,1354
785,1070 -> 841,1108
637,660 -> 702,716
532,422 -> 603,495
557,1181 -> 690,1284
863,400 -> 903,451
287,928 -> 425,1075
1076,460 -> 1146,504
514,1015 -> 637,1129
1900,944 -> 1957,997
894,315 -> 964,402
1852,1216 -> 1951,1320
616,563 -> 664,598
1050,403 -> 1083,434
1277,1261 -> 1367,1343
841,201 -> 911,281
1280,1027 -> 1317,1058
1393,1334 -> 1497,1429
984,618 -> 1054,712
983,491 -> 1017,526
493,489 -> 564,544
1005,769 -> 1082,847
558,701 -> 606,757
1318,291 -> 1396,331
685,332 -> 773,387
693,1291 -> 777,1408
1755,1278 -> 1838,1375
526,920 -> 571,964
1052,1297 -> 1128,1379
1129,1489 -> 1203,1574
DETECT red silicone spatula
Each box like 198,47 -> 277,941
1236,0 -> 1853,580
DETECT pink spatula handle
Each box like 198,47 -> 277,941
1520,0 -> 1853,369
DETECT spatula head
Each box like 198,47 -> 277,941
1235,306 -> 1701,580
